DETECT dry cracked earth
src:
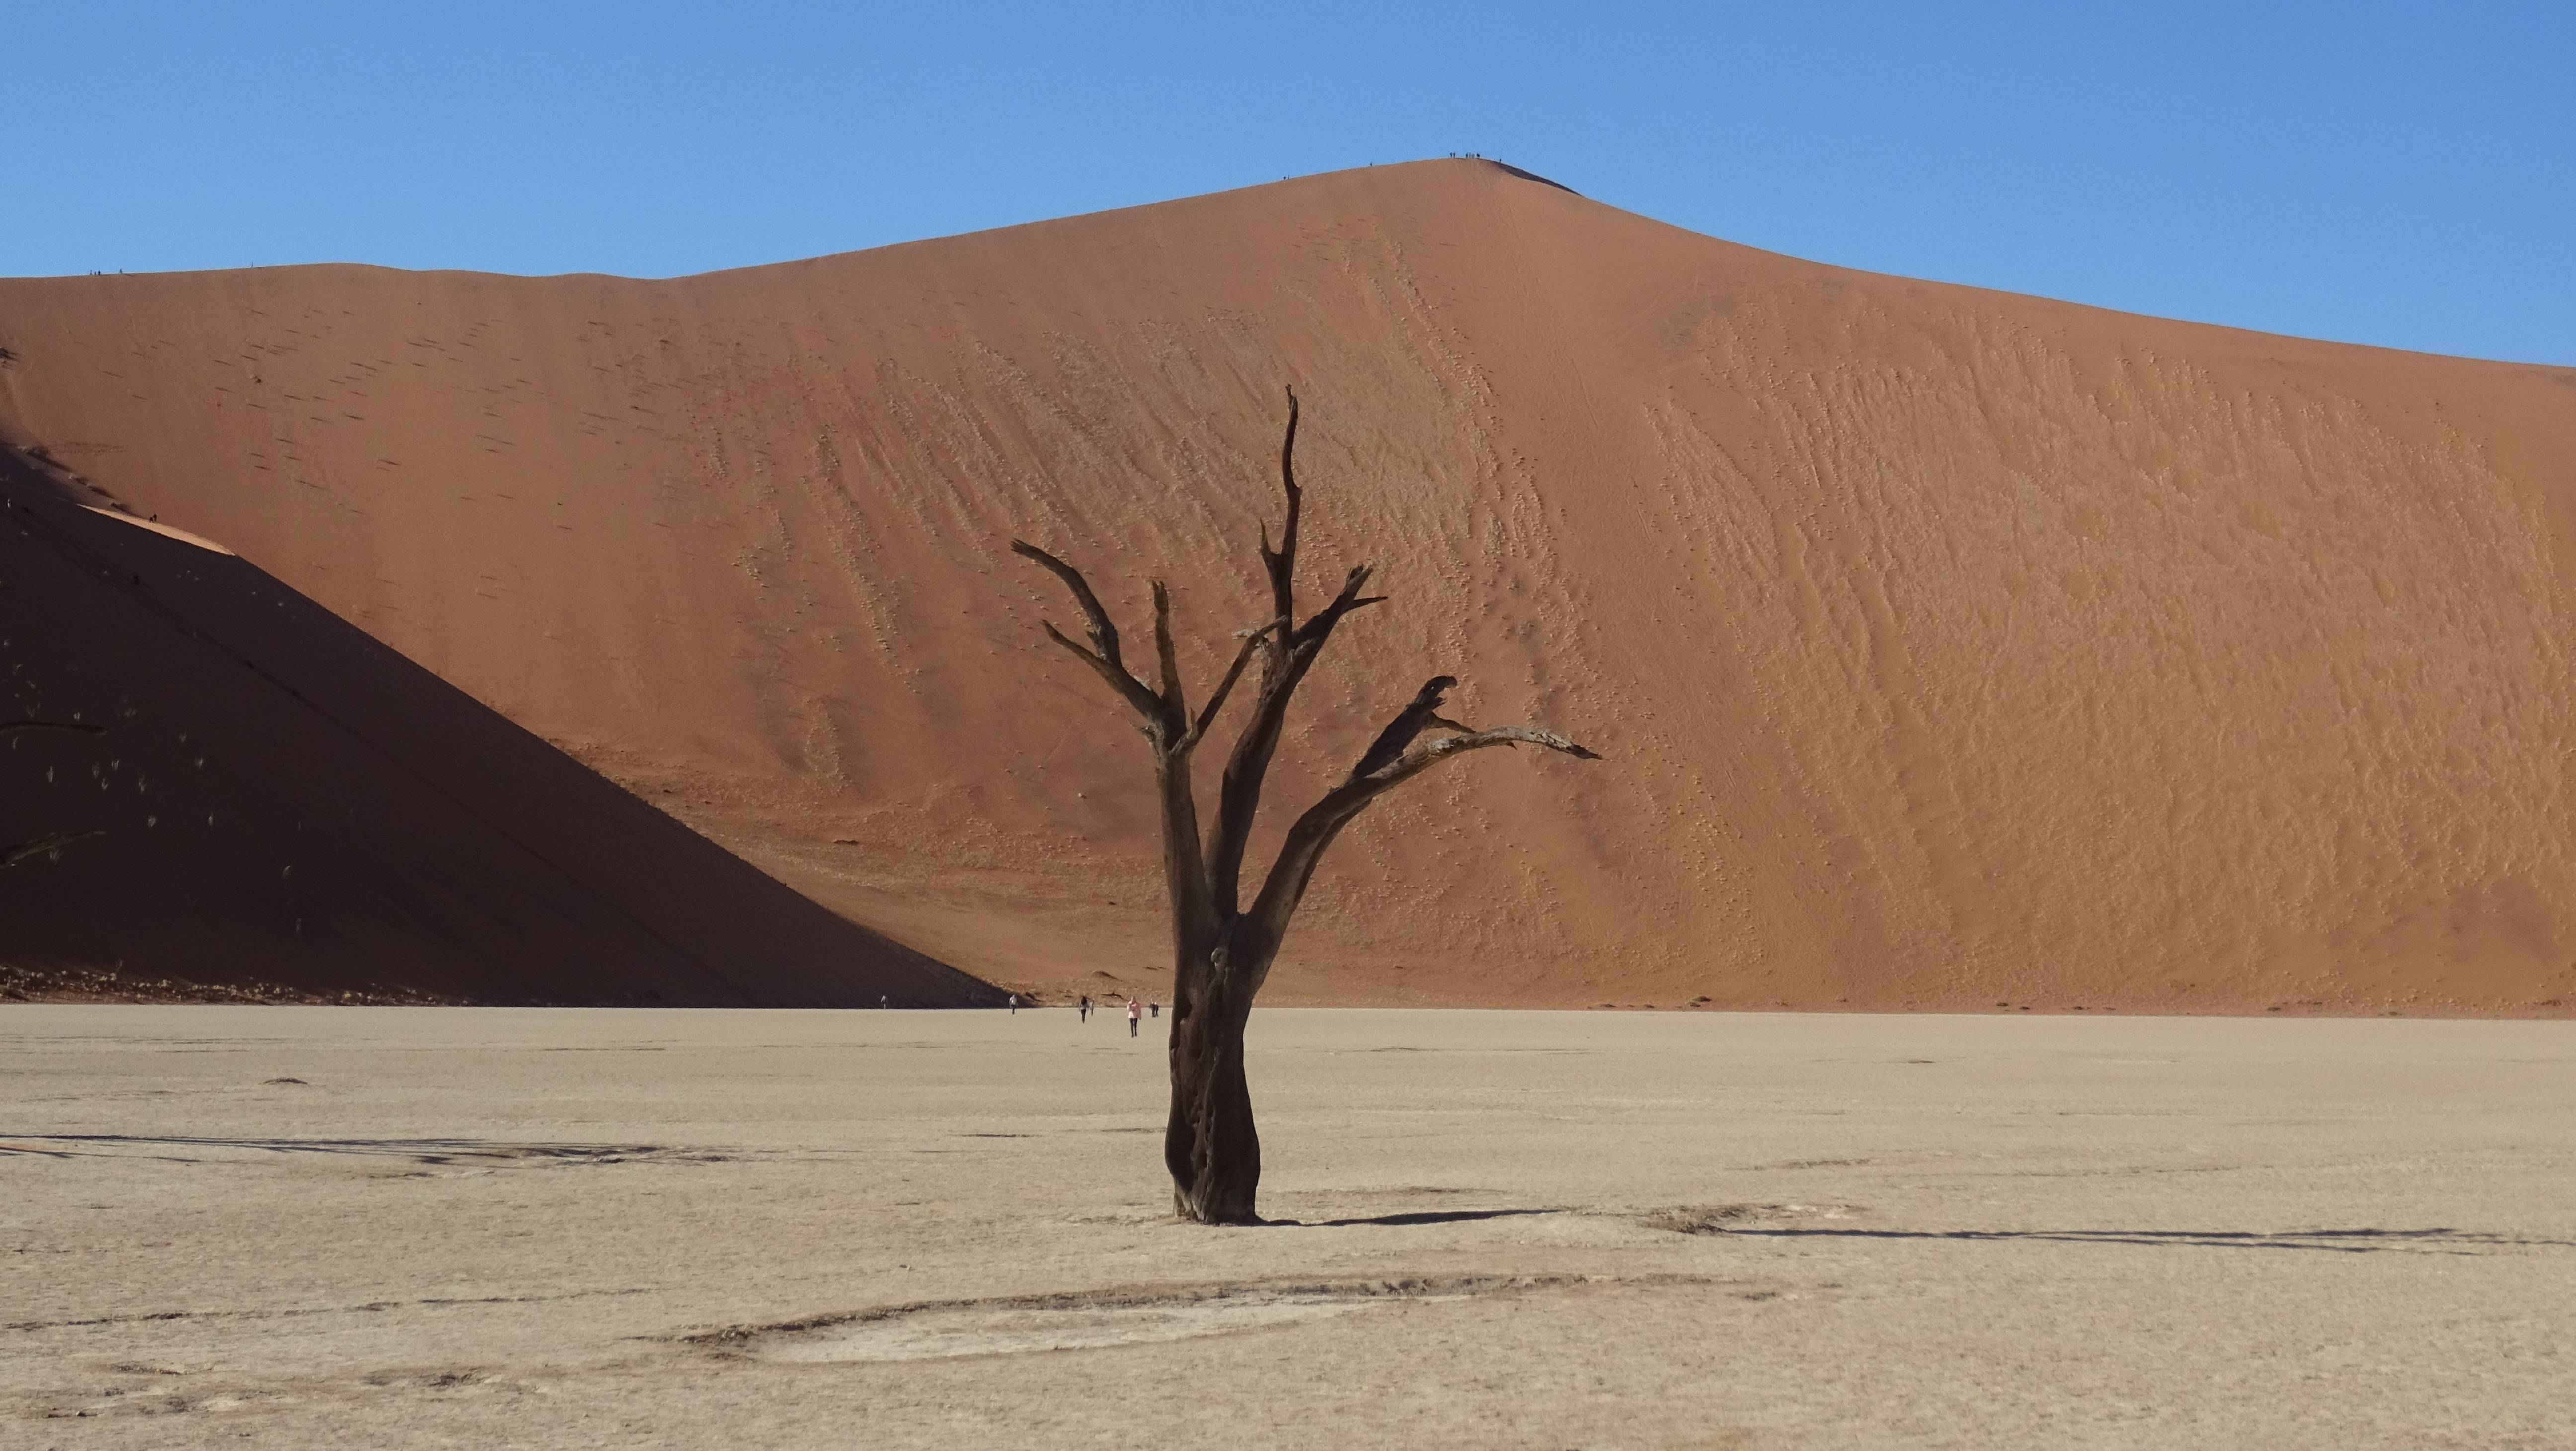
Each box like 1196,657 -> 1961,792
6,1006 -> 2573,1448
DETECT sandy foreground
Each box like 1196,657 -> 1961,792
5,1006 -> 2572,1449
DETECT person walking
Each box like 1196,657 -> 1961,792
1149,1001 -> 1159,1019
1078,995 -> 1091,1023
1126,998 -> 1140,1037
1008,993 -> 1019,1015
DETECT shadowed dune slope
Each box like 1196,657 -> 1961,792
0,456 -> 996,1006
3,158 -> 2573,1013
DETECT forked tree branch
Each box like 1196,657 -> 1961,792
1012,540 -> 1128,667
1209,392 -> 1359,914
1207,586 -> 1380,912
1294,564 -> 1386,645
1239,690 -> 1599,965
1012,540 -> 1171,731
1208,550 -> 1395,911
1256,387 -> 1303,631
1348,674 -> 1462,779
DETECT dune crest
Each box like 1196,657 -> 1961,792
4,158 -> 2572,1013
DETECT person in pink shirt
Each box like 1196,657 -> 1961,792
1125,998 -> 1141,1037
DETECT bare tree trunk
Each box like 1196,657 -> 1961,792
1164,943 -> 1265,1223
1011,389 -> 1597,1225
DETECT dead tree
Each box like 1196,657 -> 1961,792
2,719 -> 106,871
1012,390 -> 1599,1224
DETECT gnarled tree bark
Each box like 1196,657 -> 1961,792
1012,390 -> 1598,1224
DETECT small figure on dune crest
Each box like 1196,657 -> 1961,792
1009,388 -> 1600,1225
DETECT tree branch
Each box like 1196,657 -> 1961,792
1012,540 -> 1127,667
1179,623 -> 1278,752
1256,387 -> 1302,630
1293,564 -> 1382,645
0,829 -> 105,872
1036,620 -> 1166,729
1014,551 -> 1218,959
1014,541 -> 1169,730
1367,724 -> 1604,781
1239,712 -> 1601,968
1209,392 -> 1347,913
1151,581 -> 1186,723
1208,568 -> 1383,912
0,719 -> 105,739
1348,674 -> 1461,780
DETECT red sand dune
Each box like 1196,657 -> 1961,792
4,158 -> 2573,1013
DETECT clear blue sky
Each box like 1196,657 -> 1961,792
10,1 -> 2570,365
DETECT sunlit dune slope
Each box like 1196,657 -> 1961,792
0,454 -> 995,1005
4,158 -> 2573,1012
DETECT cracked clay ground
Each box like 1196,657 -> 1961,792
6,1006 -> 2573,1448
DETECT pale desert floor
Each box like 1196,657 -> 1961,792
5,1006 -> 2572,1449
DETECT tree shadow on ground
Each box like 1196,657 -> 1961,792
1268,1208 -> 1564,1228
1709,1226 -> 2571,1254
0,1134 -> 714,1165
